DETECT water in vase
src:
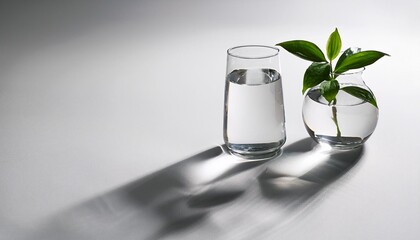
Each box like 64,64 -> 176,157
303,87 -> 379,148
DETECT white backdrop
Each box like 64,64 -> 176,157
1,0 -> 419,239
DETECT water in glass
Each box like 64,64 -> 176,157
224,68 -> 286,157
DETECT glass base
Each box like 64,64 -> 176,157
226,141 -> 284,160
307,131 -> 370,150
316,135 -> 363,149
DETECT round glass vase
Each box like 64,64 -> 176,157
302,69 -> 379,149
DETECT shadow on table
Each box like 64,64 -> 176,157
258,138 -> 364,209
29,145 -> 271,240
28,138 -> 363,240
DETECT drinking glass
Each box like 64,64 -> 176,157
223,45 -> 286,159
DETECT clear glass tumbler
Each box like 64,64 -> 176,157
223,45 -> 286,159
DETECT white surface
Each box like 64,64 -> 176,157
1,0 -> 420,239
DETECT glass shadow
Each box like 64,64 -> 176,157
26,139 -> 363,240
258,138 -> 364,208
28,145 -> 274,240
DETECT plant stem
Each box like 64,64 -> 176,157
329,62 -> 341,138
331,99 -> 342,138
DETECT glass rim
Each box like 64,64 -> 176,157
227,45 -> 279,59
335,67 -> 365,76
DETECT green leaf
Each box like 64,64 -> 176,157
335,47 -> 358,70
303,62 -> 331,94
326,28 -> 342,61
341,86 -> 378,108
335,50 -> 389,74
320,79 -> 340,104
276,40 -> 327,62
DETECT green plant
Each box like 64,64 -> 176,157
276,28 -> 389,137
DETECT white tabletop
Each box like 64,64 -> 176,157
1,0 -> 419,239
